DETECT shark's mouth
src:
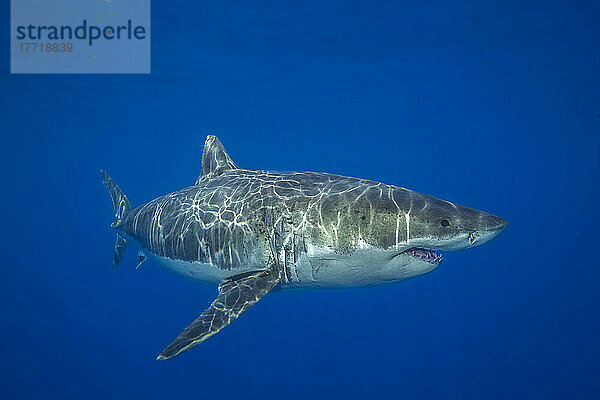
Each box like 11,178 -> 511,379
402,248 -> 443,264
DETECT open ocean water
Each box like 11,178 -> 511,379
1,1 -> 600,399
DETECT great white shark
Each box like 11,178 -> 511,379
101,135 -> 507,360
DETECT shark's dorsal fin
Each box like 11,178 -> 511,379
196,135 -> 239,184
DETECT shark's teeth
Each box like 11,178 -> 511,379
403,248 -> 443,264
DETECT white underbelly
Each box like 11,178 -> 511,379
144,246 -> 436,289
146,252 -> 256,284
282,244 -> 438,289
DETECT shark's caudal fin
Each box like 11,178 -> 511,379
100,169 -> 132,267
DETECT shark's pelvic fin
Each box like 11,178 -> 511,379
195,135 -> 239,184
136,251 -> 146,270
100,170 -> 132,267
157,266 -> 280,360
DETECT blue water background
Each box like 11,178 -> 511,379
1,1 -> 599,399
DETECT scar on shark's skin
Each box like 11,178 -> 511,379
101,135 -> 507,360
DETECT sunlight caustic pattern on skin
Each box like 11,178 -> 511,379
119,168 -> 434,283
102,136 -> 507,359
114,136 -> 498,286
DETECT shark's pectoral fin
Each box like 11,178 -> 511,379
157,266 -> 280,360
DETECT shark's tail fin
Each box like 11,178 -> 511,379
100,169 -> 132,266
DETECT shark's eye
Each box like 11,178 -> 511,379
440,219 -> 450,227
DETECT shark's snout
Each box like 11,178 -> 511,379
470,214 -> 508,247
481,213 -> 508,232
492,216 -> 508,234
407,198 -> 508,252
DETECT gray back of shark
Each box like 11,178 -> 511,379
101,135 -> 507,360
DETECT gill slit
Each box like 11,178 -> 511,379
405,212 -> 410,243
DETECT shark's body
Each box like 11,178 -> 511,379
101,136 -> 507,360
